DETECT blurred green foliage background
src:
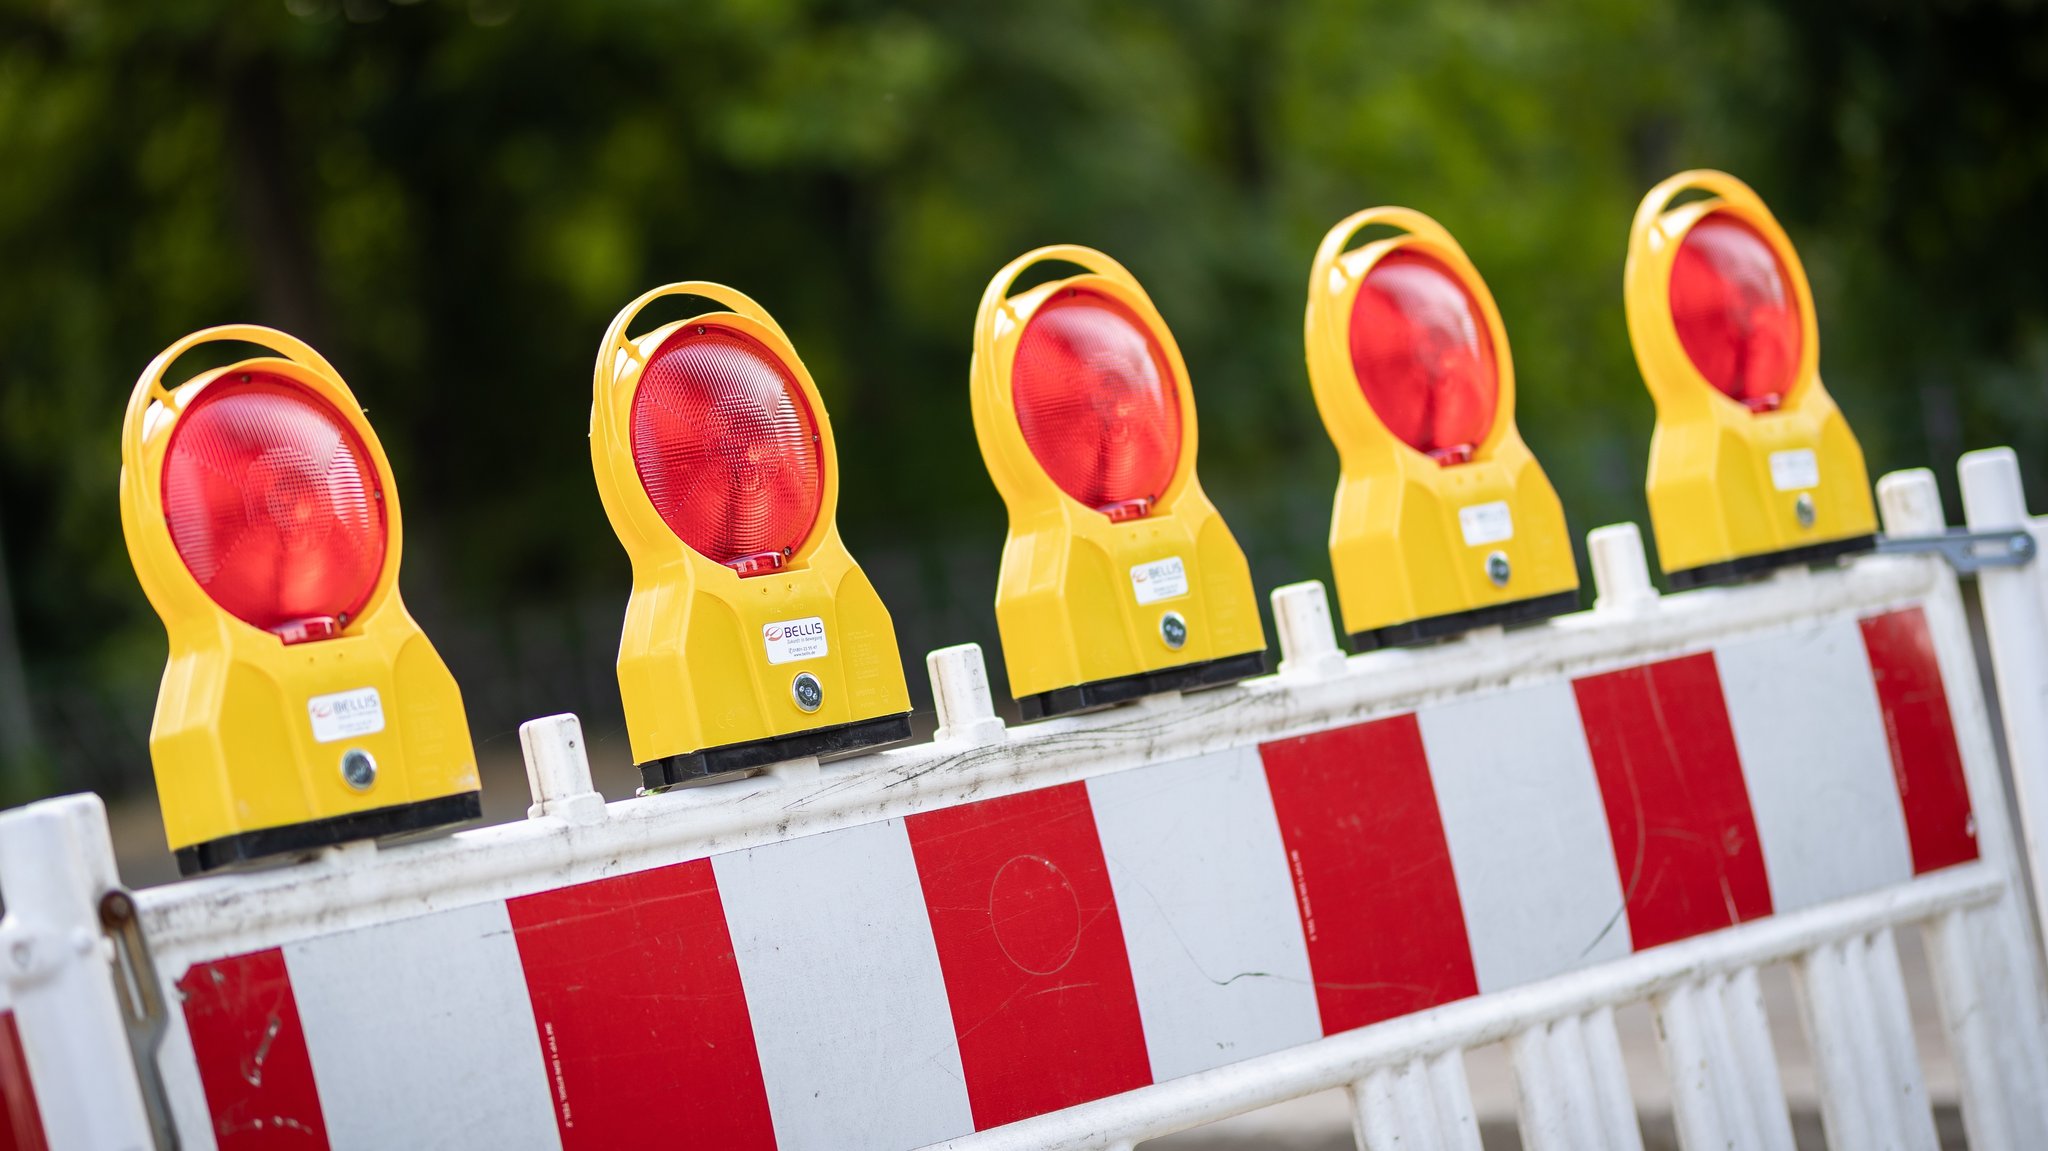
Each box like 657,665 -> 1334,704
1,0 -> 2044,801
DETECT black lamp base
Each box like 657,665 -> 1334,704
1017,650 -> 1268,722
639,712 -> 915,791
175,790 -> 483,877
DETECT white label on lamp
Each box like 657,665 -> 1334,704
308,687 -> 385,744
1770,448 -> 1821,492
1459,501 -> 1514,547
763,616 -> 828,665
1130,557 -> 1190,605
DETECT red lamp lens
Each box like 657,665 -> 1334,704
1347,249 -> 1499,465
161,372 -> 387,643
1011,288 -> 1183,520
1668,212 -> 1802,412
631,325 -> 824,574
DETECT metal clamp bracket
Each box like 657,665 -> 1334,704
102,889 -> 180,1150
1877,528 -> 2038,573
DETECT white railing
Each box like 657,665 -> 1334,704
4,462 -> 2048,1151
947,870 -> 2004,1151
1962,448 -> 2048,949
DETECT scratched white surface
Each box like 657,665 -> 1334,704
715,817 -> 976,1151
1420,681 -> 1634,993
284,900 -> 561,1151
1089,747 -> 1323,1081
1717,618 -> 1915,913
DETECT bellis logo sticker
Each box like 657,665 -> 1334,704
1129,556 -> 1190,606
307,686 -> 385,743
762,616 -> 828,665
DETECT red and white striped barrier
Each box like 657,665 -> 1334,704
152,606 -> 1975,1151
5,463 -> 2048,1151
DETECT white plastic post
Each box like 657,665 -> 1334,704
1657,980 -> 1732,1151
928,643 -> 1006,747
1587,524 -> 1657,614
0,794 -> 152,1150
520,713 -> 605,825
1926,904 -> 2048,1150
1387,1059 -> 1448,1151
1350,1055 -> 1476,1151
1351,1065 -> 1408,1151
1877,468 -> 1947,537
1515,1011 -> 1644,1151
1271,581 -> 1347,679
1889,464 -> 2048,1151
1721,968 -> 1799,1151
1580,1008 -> 1645,1151
1959,448 -> 2048,952
1425,1051 -> 1484,1151
1797,933 -> 1939,1151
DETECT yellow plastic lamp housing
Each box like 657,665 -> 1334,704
1625,169 -> 1876,587
971,245 -> 1266,720
119,326 -> 480,876
1305,208 -> 1580,650
591,282 -> 911,789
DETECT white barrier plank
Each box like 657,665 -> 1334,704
1087,748 -> 1321,1080
285,901 -> 560,1151
1718,618 -> 1914,912
1420,683 -> 1631,992
715,818 -> 975,1150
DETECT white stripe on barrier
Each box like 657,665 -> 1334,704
284,900 -> 559,1151
1718,617 -> 1915,912
1088,748 -> 1321,1080
714,818 -> 974,1150
1420,682 -> 1631,992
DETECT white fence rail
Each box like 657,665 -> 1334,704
6,462 -> 2048,1151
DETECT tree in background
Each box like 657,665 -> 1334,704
0,0 -> 2043,797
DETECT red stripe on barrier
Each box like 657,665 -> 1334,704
907,782 -> 1151,1129
1861,607 -> 1979,873
178,948 -> 329,1150
508,857 -> 775,1150
1574,653 -> 1774,950
0,1013 -> 44,1151
1260,715 -> 1478,1033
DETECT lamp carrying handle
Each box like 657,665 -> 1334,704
123,324 -> 345,477
1629,168 -> 1770,252
594,281 -> 796,400
972,244 -> 1150,369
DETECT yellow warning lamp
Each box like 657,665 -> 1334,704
119,326 -> 480,875
590,282 -> 911,788
970,245 -> 1266,719
1304,208 -> 1580,650
1625,169 -> 1876,588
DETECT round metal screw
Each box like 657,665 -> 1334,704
791,671 -> 824,713
340,748 -> 377,791
1795,492 -> 1817,529
1159,611 -> 1188,650
1485,551 -> 1511,588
